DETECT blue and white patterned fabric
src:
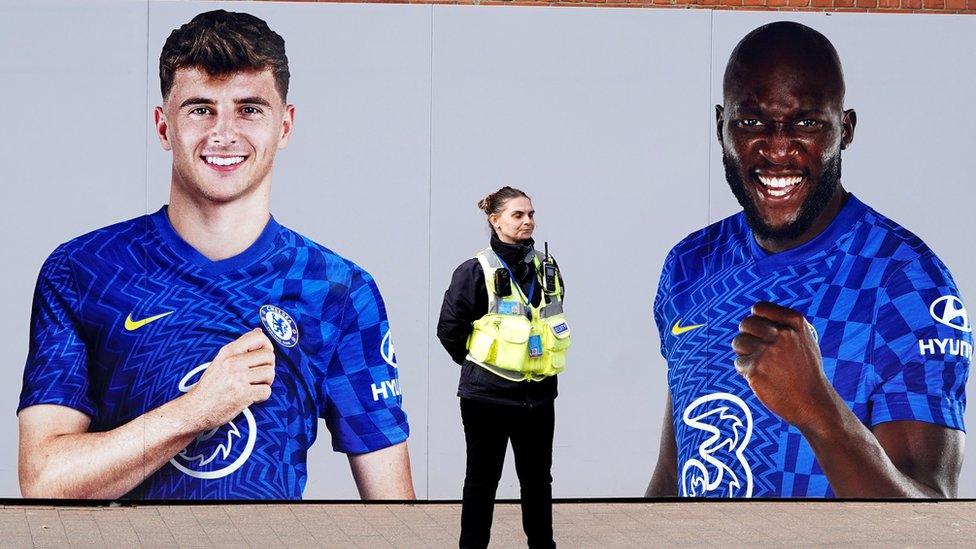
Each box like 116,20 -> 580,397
656,195 -> 970,498
21,207 -> 408,499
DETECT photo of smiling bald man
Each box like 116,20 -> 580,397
17,10 -> 414,500
646,21 -> 970,499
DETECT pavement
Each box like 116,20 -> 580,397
0,501 -> 973,547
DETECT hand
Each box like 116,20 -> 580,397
732,302 -> 835,432
183,328 -> 276,431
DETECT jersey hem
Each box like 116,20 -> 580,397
333,422 -> 410,456
17,398 -> 95,419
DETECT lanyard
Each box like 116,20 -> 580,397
496,256 -> 536,304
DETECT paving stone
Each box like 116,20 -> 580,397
154,506 -> 209,548
24,509 -> 68,548
0,510 -> 34,548
0,501 -> 973,548
186,506 -> 247,547
90,510 -> 141,547
58,510 -> 105,548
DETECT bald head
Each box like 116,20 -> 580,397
724,22 -> 845,109
716,22 -> 856,251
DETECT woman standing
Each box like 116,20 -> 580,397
438,186 -> 570,549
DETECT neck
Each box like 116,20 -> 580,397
167,184 -> 271,261
495,232 -> 532,245
754,185 -> 849,254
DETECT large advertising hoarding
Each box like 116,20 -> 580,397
1,1 -> 972,499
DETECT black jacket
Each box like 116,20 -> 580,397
437,235 -> 559,407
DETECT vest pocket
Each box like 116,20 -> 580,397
495,316 -> 531,370
542,316 -> 572,352
468,317 -> 497,363
534,316 -> 570,376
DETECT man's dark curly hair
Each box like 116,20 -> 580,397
159,10 -> 289,102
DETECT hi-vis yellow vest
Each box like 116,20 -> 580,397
465,248 -> 571,382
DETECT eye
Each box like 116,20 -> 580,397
240,106 -> 264,118
736,119 -> 764,128
796,119 -> 820,127
188,106 -> 211,116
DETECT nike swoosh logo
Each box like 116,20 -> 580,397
124,311 -> 174,331
671,320 -> 705,336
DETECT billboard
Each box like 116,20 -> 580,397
1,1 -> 972,499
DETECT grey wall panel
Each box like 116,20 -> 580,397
429,6 -> 712,499
710,12 -> 976,496
147,1 -> 433,499
0,0 -> 149,498
3,0 -> 972,501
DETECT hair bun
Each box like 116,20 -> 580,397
477,194 -> 493,214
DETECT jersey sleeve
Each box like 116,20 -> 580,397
653,246 -> 677,361
868,254 -> 970,431
320,266 -> 409,454
19,245 -> 95,417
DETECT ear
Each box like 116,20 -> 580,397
715,105 -> 725,146
277,104 -> 296,150
154,106 -> 172,151
488,212 -> 499,229
840,108 -> 856,150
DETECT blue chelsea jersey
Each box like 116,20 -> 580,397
655,195 -> 970,498
21,207 -> 409,499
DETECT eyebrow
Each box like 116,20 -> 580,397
793,109 -> 830,118
236,96 -> 273,108
178,96 -> 274,109
179,97 -> 214,109
732,106 -> 829,118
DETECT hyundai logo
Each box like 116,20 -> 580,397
929,296 -> 971,333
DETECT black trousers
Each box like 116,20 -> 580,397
459,397 -> 556,549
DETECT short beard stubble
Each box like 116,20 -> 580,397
723,152 -> 842,242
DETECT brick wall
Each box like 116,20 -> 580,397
264,0 -> 976,14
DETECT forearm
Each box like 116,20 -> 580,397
437,330 -> 470,365
646,391 -> 677,497
437,312 -> 476,365
801,392 -> 942,498
20,397 -> 204,499
645,466 -> 677,497
348,441 -> 416,500
438,261 -> 485,365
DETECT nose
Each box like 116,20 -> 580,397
757,126 -> 797,165
209,111 -> 238,146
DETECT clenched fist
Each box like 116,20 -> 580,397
183,328 -> 276,431
732,302 -> 836,432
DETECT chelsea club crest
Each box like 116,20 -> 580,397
259,304 -> 299,348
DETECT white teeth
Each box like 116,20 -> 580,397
205,156 -> 244,166
757,175 -> 802,190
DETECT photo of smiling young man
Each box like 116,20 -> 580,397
17,10 -> 414,500
646,21 -> 970,498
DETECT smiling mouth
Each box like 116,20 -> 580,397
755,174 -> 803,199
202,155 -> 246,169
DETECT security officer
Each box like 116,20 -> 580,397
438,186 -> 569,549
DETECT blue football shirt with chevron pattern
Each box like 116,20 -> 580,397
21,207 -> 408,499
656,195 -> 970,498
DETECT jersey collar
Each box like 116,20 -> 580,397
748,193 -> 868,273
149,206 -> 282,275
